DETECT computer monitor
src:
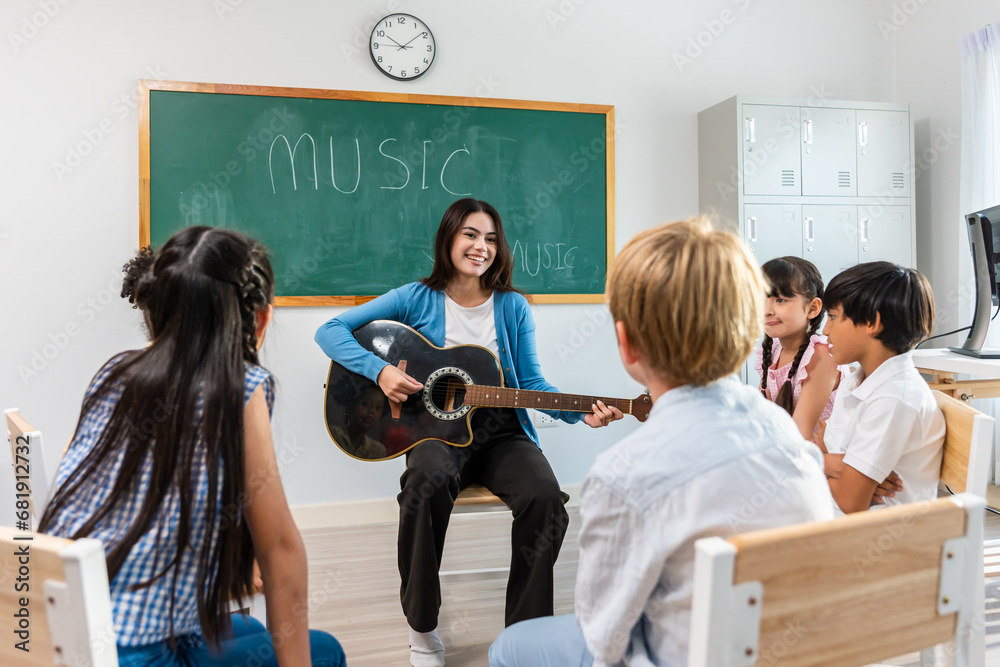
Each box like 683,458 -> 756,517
950,203 -> 1000,358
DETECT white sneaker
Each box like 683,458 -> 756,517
409,627 -> 446,667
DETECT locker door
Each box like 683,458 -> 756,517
859,205 -> 912,267
742,105 -> 801,196
801,107 -> 857,196
802,205 -> 859,286
744,204 -> 803,265
857,110 -> 911,197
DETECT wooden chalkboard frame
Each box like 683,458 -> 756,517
139,80 -> 615,306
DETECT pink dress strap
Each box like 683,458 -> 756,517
755,334 -> 848,433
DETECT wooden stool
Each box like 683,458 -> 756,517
440,484 -> 510,581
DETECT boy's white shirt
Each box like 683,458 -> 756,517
574,378 -> 834,666
823,351 -> 945,515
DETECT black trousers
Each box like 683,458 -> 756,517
397,408 -> 569,632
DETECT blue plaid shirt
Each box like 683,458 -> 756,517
45,354 -> 275,646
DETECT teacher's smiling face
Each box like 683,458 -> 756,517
449,211 -> 497,282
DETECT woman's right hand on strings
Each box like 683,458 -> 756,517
377,364 -> 424,403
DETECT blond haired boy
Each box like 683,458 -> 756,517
489,219 -> 835,667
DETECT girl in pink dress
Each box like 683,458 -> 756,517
755,257 -> 848,439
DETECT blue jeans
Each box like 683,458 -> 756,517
116,614 -> 345,667
489,613 -> 594,667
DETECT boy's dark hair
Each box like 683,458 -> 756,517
824,261 -> 934,354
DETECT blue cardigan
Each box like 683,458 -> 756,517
314,282 -> 582,445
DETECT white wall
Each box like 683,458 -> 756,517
0,0 -> 898,521
893,1 -> 999,344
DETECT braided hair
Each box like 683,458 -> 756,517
121,246 -> 156,338
759,257 -> 826,416
121,246 -> 155,309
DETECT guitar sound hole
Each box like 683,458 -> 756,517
422,366 -> 474,421
427,376 -> 468,413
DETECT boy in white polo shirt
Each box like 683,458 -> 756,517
819,261 -> 945,514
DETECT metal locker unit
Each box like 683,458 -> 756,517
698,95 -> 916,384
857,110 -> 911,197
743,204 -> 803,263
860,204 -> 912,266
802,204 -> 859,282
801,107 -> 857,196
741,105 -> 802,196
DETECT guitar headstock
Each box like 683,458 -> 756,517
630,393 -> 653,422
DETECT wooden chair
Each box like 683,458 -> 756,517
440,484 -> 511,581
688,494 -> 985,667
932,390 -> 1000,595
439,483 -> 573,582
0,524 -> 117,666
5,408 -> 52,530
933,390 -> 993,499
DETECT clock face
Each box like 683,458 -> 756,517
369,14 -> 436,81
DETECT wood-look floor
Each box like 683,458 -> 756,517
300,500 -> 1000,667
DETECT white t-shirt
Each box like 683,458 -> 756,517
823,351 -> 945,513
444,292 -> 498,355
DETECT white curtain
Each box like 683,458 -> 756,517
959,22 -> 1000,483
960,23 -> 1000,226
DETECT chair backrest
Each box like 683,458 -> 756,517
5,408 -> 52,529
932,390 -> 993,498
688,494 -> 985,667
0,525 -> 117,666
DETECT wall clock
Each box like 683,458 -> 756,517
369,13 -> 436,81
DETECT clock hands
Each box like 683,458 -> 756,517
376,35 -> 418,51
399,33 -> 423,49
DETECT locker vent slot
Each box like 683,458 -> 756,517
892,172 -> 905,189
781,170 -> 796,187
838,171 -> 852,188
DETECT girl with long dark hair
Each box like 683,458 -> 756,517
41,227 -> 345,667
755,256 -> 847,439
315,198 -> 621,666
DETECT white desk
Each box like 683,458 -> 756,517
911,348 -> 1000,401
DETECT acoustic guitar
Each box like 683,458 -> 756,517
323,320 -> 652,461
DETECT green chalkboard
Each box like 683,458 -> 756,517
139,81 -> 614,305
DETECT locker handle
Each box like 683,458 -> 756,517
744,117 -> 756,143
805,217 -> 815,242
861,217 -> 869,242
858,121 -> 868,147
802,119 -> 813,145
747,216 -> 757,243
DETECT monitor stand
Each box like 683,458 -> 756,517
949,346 -> 1000,359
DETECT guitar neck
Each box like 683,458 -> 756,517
464,385 -> 636,417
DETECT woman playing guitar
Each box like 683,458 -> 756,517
315,198 -> 621,667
